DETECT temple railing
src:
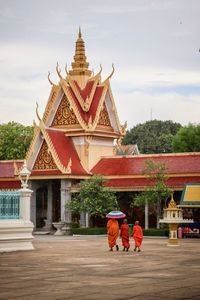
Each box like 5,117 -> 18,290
0,191 -> 20,219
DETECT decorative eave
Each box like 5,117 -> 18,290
39,120 -> 72,174
29,173 -> 91,180
65,129 -> 121,139
66,74 -> 101,112
42,84 -> 61,124
87,81 -> 109,131
106,80 -> 127,136
26,121 -> 41,163
60,78 -> 108,131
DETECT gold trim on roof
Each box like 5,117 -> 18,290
26,121 -> 41,163
43,85 -> 60,124
39,120 -> 72,174
67,74 -> 100,112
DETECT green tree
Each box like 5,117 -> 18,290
172,123 -> 200,152
66,175 -> 119,226
123,120 -> 182,154
130,160 -> 171,228
0,122 -> 33,160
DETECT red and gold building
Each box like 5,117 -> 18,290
0,30 -> 200,229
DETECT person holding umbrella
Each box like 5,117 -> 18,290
106,211 -> 126,251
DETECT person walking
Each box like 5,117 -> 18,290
132,220 -> 143,252
120,218 -> 130,251
107,218 -> 119,251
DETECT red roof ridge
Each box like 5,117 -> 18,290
0,159 -> 24,163
135,152 -> 200,158
101,152 -> 200,159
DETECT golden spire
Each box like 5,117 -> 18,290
69,28 -> 92,77
168,194 -> 177,209
78,26 -> 81,38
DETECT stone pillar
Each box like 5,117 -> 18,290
60,179 -> 72,235
20,188 -> 32,222
29,180 -> 37,228
145,200 -> 149,230
60,179 -> 71,223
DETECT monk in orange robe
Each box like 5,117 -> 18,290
120,219 -> 130,251
107,218 -> 119,251
132,221 -> 143,252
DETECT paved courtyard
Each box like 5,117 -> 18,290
0,235 -> 200,300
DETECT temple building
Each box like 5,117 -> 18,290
0,29 -> 200,229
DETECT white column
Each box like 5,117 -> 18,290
145,200 -> 149,230
79,213 -> 89,228
20,188 -> 33,224
29,180 -> 37,227
60,179 -> 71,223
80,213 -> 86,228
86,213 -> 89,228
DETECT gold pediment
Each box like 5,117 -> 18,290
33,141 -> 57,170
52,94 -> 79,126
97,103 -> 111,127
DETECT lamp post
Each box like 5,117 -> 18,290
18,161 -> 33,224
19,161 -> 31,190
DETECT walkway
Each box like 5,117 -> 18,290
0,236 -> 200,299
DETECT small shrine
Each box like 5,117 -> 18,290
159,194 -> 193,246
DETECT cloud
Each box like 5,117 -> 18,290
0,0 -> 200,128
115,91 -> 200,128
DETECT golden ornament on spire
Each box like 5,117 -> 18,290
69,28 -> 92,77
168,194 -> 177,209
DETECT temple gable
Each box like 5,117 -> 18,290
51,94 -> 79,127
33,141 -> 58,171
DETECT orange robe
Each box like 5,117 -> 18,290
107,219 -> 119,248
132,224 -> 143,248
120,223 -> 130,249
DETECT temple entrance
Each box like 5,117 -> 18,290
36,186 -> 48,228
52,180 -> 61,222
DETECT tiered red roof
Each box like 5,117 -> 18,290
91,153 -> 200,189
92,153 -> 200,175
31,129 -> 89,176
67,80 -> 104,124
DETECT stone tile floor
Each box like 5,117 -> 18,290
0,236 -> 200,300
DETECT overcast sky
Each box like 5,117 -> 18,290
0,0 -> 200,129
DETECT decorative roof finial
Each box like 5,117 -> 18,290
69,28 -> 92,78
78,26 -> 82,38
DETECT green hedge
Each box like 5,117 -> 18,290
143,229 -> 169,237
72,227 -> 168,236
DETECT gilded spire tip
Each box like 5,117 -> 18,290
78,26 -> 82,38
